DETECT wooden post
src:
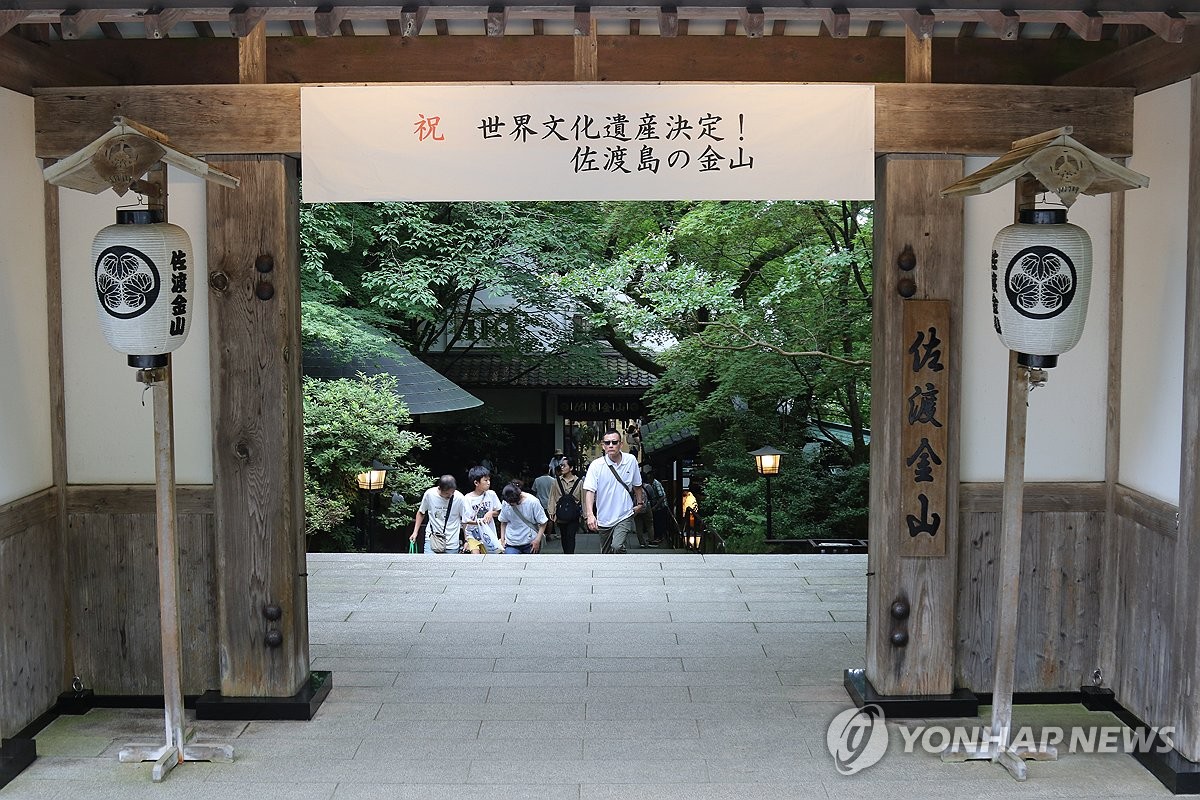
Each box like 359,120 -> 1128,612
864,155 -> 963,696
206,154 -> 309,698
118,363 -> 233,780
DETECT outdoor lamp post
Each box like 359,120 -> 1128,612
355,462 -> 389,552
750,446 -> 785,541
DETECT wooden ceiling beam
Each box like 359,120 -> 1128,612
229,8 -> 268,37
898,8 -> 935,40
771,18 -> 786,36
32,82 -> 1134,159
400,5 -> 428,36
0,25 -> 118,93
658,6 -> 678,37
194,19 -> 214,36
976,9 -> 1017,40
1061,10 -> 1103,42
1056,23 -> 1200,94
144,9 -> 188,39
486,5 -> 507,35
0,11 -> 32,37
33,31 -> 1116,87
60,9 -> 106,40
315,6 -> 348,37
339,18 -> 356,34
291,19 -> 310,35
1131,11 -> 1186,44
819,7 -> 850,38
739,6 -> 764,38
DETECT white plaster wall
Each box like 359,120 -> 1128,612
1119,81 -> 1190,505
0,88 -> 53,505
60,169 -> 212,484
960,159 -> 1111,482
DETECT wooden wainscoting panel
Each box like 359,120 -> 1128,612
65,510 -> 218,694
956,509 -> 1103,691
0,495 -> 65,737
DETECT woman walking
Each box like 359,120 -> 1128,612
547,456 -> 585,554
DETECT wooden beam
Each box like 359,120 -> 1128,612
486,5 -> 507,36
238,17 -> 266,83
144,9 -> 187,39
629,18 -> 640,35
0,30 -> 118,93
60,9 -> 106,40
865,19 -> 883,37
899,8 -> 935,40
574,8 -> 597,80
532,18 -> 544,34
977,9 -> 1018,41
193,20 -> 214,37
98,21 -> 123,39
33,82 -> 1134,159
678,18 -> 688,35
1062,10 -> 1104,42
339,18 -> 355,35
1130,11 -> 1186,44
1174,72 -> 1200,761
435,18 -> 448,35
206,154 -> 309,699
739,5 -> 764,39
0,11 -> 32,37
819,7 -> 850,39
291,19 -> 309,36
771,19 -> 785,37
1056,24 -> 1200,94
314,6 -> 347,37
723,18 -> 737,36
905,26 -> 931,82
957,20 -> 977,39
658,5 -> 677,37
400,5 -> 427,37
229,8 -> 268,38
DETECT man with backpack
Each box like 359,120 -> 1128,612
548,455 -> 585,554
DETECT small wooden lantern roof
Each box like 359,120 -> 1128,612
941,127 -> 1149,207
43,116 -> 239,196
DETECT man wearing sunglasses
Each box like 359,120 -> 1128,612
583,428 -> 645,554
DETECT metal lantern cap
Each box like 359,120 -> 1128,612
750,445 -> 786,476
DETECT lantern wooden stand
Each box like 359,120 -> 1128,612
939,132 -> 1149,781
118,361 -> 234,781
43,119 -> 239,782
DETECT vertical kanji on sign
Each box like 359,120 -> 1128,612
900,299 -> 950,557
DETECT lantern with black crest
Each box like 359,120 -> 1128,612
942,129 -> 1149,368
92,208 -> 193,369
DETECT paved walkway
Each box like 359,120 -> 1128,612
2,553 -> 1182,798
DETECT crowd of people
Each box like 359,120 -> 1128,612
408,427 -> 670,555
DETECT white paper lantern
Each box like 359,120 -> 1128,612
92,209 -> 193,368
990,208 -> 1092,369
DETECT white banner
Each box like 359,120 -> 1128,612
300,84 -> 874,202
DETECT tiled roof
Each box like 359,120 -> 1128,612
421,350 -> 657,390
303,340 -> 483,416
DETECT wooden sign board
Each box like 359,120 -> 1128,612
900,299 -> 950,558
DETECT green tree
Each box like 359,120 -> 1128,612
303,374 -> 430,551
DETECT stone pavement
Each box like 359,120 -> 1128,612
1,553 -> 1184,799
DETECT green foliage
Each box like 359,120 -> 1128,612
302,374 -> 430,551
298,198 -> 874,552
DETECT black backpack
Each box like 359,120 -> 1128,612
555,477 -> 582,522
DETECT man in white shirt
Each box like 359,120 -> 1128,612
583,429 -> 644,554
410,475 -> 466,554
